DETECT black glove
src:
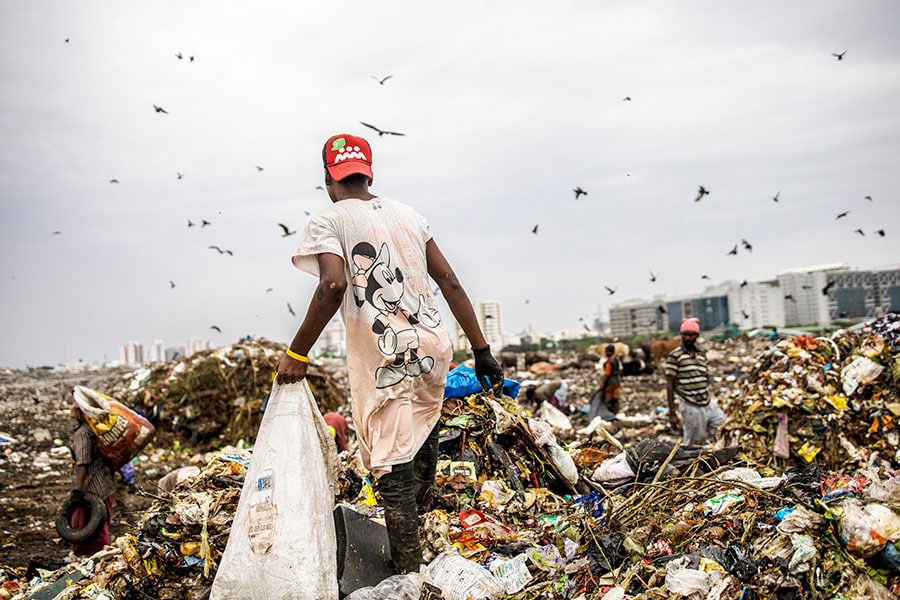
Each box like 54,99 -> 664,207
473,345 -> 504,396
69,488 -> 85,504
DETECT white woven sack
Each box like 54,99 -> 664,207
211,380 -> 339,600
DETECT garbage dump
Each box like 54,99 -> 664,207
119,337 -> 349,449
1,317 -> 899,598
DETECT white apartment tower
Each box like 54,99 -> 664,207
777,263 -> 849,326
149,340 -> 166,364
471,298 -> 504,351
727,281 -> 786,329
120,341 -> 146,366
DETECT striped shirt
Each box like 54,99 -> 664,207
665,345 -> 710,406
69,424 -> 116,499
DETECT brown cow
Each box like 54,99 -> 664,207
649,338 -> 681,362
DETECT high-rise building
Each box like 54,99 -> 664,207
149,340 -> 165,363
473,298 -> 504,351
825,266 -> 900,321
185,338 -> 212,357
777,263 -> 849,326
727,280 -> 785,329
120,341 -> 146,366
315,318 -> 347,357
608,299 -> 665,336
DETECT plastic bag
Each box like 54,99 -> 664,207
839,498 -> 900,558
426,551 -> 504,600
664,556 -> 720,596
528,419 -> 578,485
841,356 -> 884,395
536,401 -> 573,431
210,380 -> 339,600
444,365 -> 520,399
591,452 -> 635,486
345,572 -> 427,600
73,386 -> 155,469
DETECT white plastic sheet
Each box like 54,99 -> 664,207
210,380 -> 339,600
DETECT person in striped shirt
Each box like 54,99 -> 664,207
68,404 -> 116,555
665,317 -> 725,445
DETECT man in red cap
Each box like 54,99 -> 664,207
276,132 -> 503,574
664,317 -> 725,445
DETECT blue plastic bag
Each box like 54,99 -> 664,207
444,365 -> 520,399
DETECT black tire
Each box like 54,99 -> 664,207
55,492 -> 107,544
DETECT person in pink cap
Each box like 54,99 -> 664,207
664,317 -> 725,445
276,132 -> 503,574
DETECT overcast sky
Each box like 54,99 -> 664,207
2,1 -> 899,368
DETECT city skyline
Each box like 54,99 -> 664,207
3,2 -> 899,368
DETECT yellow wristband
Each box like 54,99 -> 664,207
285,349 -> 309,363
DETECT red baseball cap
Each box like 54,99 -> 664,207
324,133 -> 373,181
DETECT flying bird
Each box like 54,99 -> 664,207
622,96 -> 632,101
65,38 -> 69,43
208,245 -> 232,256
727,244 -> 738,256
278,223 -> 296,237
694,186 -> 709,202
304,210 -> 311,216
741,239 -> 753,252
360,121 -> 405,137
189,56 -> 194,62
210,325 -> 222,333
315,185 -> 324,190
773,191 -> 780,202
701,275 -> 711,280
740,280 -> 748,287
649,271 -> 657,282
53,230 -> 62,235
573,186 -> 588,199
177,172 -> 184,180
153,104 -> 168,114
835,211 -> 850,219
657,305 -> 667,315
741,310 -> 750,320
201,219 -> 211,227
785,294 -> 797,303
371,74 -> 393,85
187,219 -> 195,227
802,285 -> 812,290
265,287 -> 274,293
256,165 -> 264,171
287,302 -> 295,316
525,299 -> 530,304
876,229 -> 886,237
175,52 -> 183,60
864,195 -> 872,202
854,228 -> 865,236
109,179 -> 119,184
604,286 -> 617,295
822,281 -> 836,295
532,224 -> 539,234
832,50 -> 847,61
169,280 -> 176,288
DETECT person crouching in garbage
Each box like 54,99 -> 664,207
665,317 -> 725,445
67,403 -> 116,555
276,131 -> 504,574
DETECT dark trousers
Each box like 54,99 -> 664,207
375,421 -> 440,574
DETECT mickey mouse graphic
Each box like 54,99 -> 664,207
351,241 -> 441,388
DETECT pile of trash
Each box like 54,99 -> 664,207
2,318 -> 899,598
722,320 -> 900,471
116,337 -> 349,449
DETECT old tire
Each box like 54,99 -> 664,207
55,492 -> 107,544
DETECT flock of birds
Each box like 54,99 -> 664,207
46,44 -> 887,338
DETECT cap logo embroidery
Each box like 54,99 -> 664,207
331,138 -> 347,152
334,145 -> 367,163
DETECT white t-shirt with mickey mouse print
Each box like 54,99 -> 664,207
293,197 -> 452,476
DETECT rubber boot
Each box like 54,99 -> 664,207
375,462 -> 422,574
413,422 -> 440,514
